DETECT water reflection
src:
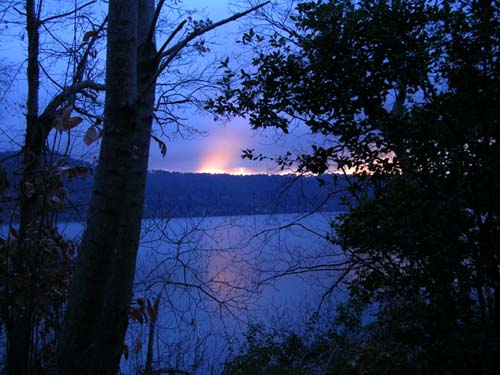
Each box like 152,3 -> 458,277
1,212 -> 343,373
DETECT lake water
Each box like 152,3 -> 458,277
2,212 -> 346,374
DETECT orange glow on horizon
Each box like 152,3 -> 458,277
197,166 -> 255,175
196,122 -> 260,175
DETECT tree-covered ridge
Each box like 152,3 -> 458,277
211,0 -> 500,374
1,151 -> 348,221
145,170 -> 347,217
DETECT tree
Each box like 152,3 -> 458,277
52,1 -> 269,374
3,1 -> 105,373
0,0 -> 269,373
208,0 -> 500,373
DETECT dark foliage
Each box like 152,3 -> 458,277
212,0 -> 500,373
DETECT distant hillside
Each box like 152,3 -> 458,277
144,170 -> 348,217
1,151 -> 350,223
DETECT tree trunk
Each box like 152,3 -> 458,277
7,1 -> 42,373
54,1 -> 157,374
52,1 -> 266,373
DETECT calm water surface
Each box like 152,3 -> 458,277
2,212 -> 344,373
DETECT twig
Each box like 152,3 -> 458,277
154,2 -> 270,86
40,0 -> 96,24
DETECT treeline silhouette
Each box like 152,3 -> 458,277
1,152 -> 348,222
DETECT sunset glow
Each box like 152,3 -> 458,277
198,166 -> 255,175
196,122 -> 258,175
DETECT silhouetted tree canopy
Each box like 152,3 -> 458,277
213,0 -> 500,373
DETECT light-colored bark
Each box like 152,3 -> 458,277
53,2 -> 268,374
54,0 -> 154,374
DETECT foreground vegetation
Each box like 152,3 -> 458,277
1,0 -> 499,374
213,0 -> 500,374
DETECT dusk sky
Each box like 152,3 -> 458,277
0,0 -> 312,175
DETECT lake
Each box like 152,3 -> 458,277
2,212 -> 346,374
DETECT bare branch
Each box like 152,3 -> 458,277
73,106 -> 102,121
156,2 -> 270,78
40,0 -> 96,24
41,80 -> 105,120
73,16 -> 108,83
38,60 -> 64,91
12,7 -> 25,16
146,0 -> 167,45
156,19 -> 187,62
314,268 -> 351,317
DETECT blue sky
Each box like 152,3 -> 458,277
147,0 -> 305,174
0,0 -> 310,174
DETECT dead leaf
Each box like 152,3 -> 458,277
52,105 -> 82,131
66,242 -> 75,257
52,118 -> 64,131
146,299 -> 153,317
52,116 -> 83,131
66,117 -> 83,129
0,170 -> 10,190
23,181 -> 35,198
152,135 -> 167,158
84,126 -> 100,146
134,339 -> 142,355
122,344 -> 129,360
62,105 -> 73,123
83,30 -> 98,43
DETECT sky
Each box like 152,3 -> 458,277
147,0 -> 306,174
0,0 -> 310,175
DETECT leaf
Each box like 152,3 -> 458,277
130,309 -> 144,324
49,195 -> 64,211
122,344 -> 129,360
60,165 -> 90,180
83,30 -> 98,42
65,117 -> 83,130
23,181 -> 35,198
52,118 -> 64,131
152,135 -> 167,158
62,105 -> 73,123
0,169 -> 10,190
66,242 -> 75,257
84,126 -> 100,146
52,106 -> 82,131
134,339 -> 142,355
220,57 -> 229,68
9,226 -> 18,239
